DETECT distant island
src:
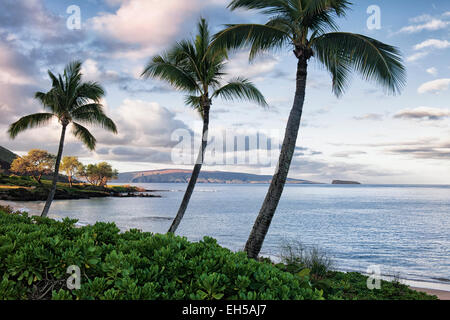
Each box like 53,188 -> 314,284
117,169 -> 319,184
332,180 -> 361,185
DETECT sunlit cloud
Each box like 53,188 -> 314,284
418,79 -> 450,94
399,18 -> 449,34
414,39 -> 450,50
426,67 -> 438,76
406,51 -> 429,62
393,107 -> 450,120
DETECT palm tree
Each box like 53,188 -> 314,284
142,18 -> 268,234
213,0 -> 406,259
8,61 -> 118,217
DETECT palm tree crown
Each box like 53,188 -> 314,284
142,18 -> 268,117
8,60 -> 118,218
213,0 -> 406,96
8,61 -> 117,150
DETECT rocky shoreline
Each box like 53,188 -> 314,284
0,175 -> 162,201
0,187 -> 161,201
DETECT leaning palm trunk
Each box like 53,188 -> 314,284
143,19 -> 267,232
168,104 -> 210,233
245,55 -> 309,259
41,123 -> 67,217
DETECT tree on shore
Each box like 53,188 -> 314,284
10,149 -> 55,184
8,61 -> 118,217
213,0 -> 406,258
60,156 -> 82,187
142,18 -> 268,234
78,162 -> 118,187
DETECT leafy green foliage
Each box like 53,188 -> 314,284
77,162 -> 118,187
10,149 -> 55,184
278,241 -> 333,279
318,272 -> 437,300
0,207 -> 322,300
0,206 -> 436,300
272,241 -> 437,300
60,156 -> 82,187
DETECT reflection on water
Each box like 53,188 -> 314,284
2,183 -> 449,286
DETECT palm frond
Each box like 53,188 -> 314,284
228,0 -> 295,17
184,95 -> 202,110
213,78 -> 268,107
141,55 -> 199,93
72,103 -> 118,134
195,18 -> 211,58
312,32 -> 406,96
35,90 -> 60,114
47,70 -> 61,90
303,0 -> 351,18
72,122 -> 97,150
8,113 -> 55,139
212,24 -> 291,60
65,60 -> 83,96
74,82 -> 105,106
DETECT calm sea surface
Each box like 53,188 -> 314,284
2,183 -> 449,287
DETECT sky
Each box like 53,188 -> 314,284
0,0 -> 449,184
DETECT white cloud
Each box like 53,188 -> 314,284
353,113 -> 384,121
225,52 -> 280,81
426,67 -> 438,76
414,39 -> 450,50
88,99 -> 194,163
81,59 -> 122,82
92,99 -> 190,149
394,107 -> 450,120
90,0 -> 203,59
409,39 -> 450,63
418,79 -> 450,94
332,151 -> 367,158
399,19 -> 449,33
409,14 -> 433,23
0,44 -> 36,85
406,51 -> 429,62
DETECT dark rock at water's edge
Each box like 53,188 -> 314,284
332,180 -> 361,185
0,186 -> 161,201
112,192 -> 162,198
0,187 -> 110,201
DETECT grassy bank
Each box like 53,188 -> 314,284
0,175 -> 155,201
0,206 -> 436,300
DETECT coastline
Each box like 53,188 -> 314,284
1,197 -> 449,296
411,287 -> 450,300
0,175 -> 160,201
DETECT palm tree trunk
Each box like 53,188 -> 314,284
168,103 -> 210,234
41,124 -> 67,217
244,56 -> 309,259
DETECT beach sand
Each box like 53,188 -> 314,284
411,287 -> 450,300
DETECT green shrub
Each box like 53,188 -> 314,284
279,241 -> 333,278
0,206 -> 322,300
274,241 -> 436,300
322,271 -> 437,300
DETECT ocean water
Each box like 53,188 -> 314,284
2,183 -> 449,287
